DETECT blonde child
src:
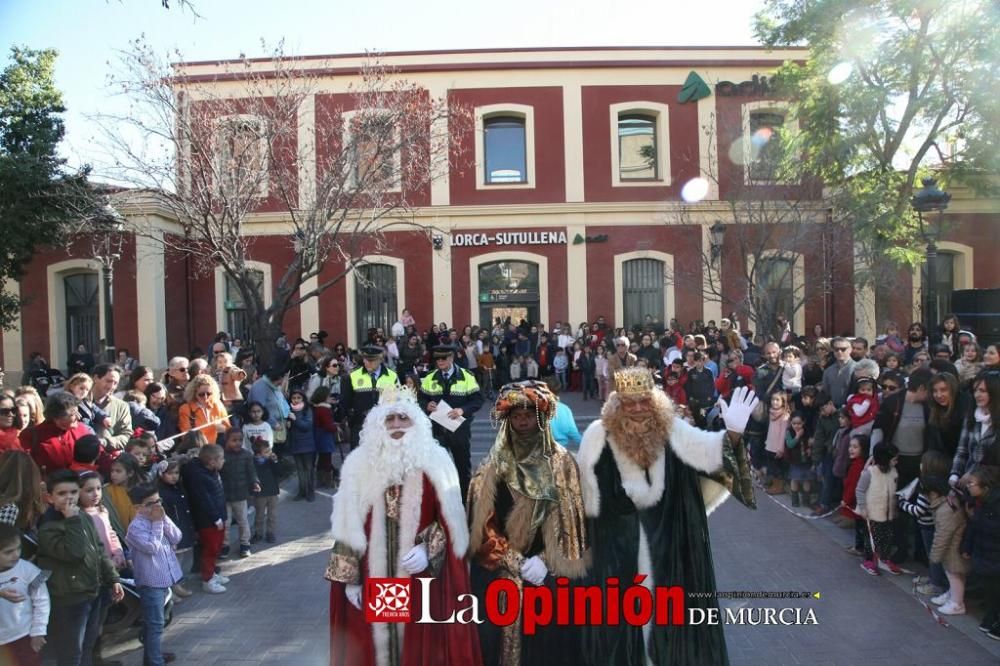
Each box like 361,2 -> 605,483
954,343 -> 983,387
764,392 -> 791,495
64,373 -> 111,434
925,475 -> 969,615
856,442 -> 901,576
508,356 -> 523,381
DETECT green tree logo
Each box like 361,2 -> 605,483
678,71 -> 711,103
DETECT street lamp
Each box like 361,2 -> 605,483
911,177 -> 951,328
89,203 -> 126,363
709,221 -> 726,261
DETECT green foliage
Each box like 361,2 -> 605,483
0,47 -> 93,329
754,0 -> 999,272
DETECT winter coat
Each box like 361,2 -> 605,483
177,400 -> 230,445
37,507 -> 120,606
841,457 -> 865,519
831,426 -> 853,478
928,495 -> 970,574
253,455 -> 280,497
961,488 -> 1000,576
927,391 -> 973,459
220,447 -> 260,502
158,480 -> 196,549
286,407 -> 317,455
312,404 -> 337,454
21,421 -> 93,473
856,465 -> 898,523
127,401 -> 161,434
951,418 -> 998,478
182,458 -> 226,529
811,413 -> 840,463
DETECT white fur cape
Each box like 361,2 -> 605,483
576,417 -> 730,519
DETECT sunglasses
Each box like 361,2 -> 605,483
0,407 -> 14,416
197,391 -> 211,397
834,347 -> 850,352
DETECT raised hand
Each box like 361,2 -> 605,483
718,386 -> 759,435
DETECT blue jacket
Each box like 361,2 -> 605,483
550,401 -> 582,447
286,407 -> 316,455
158,479 -> 195,549
247,377 -> 289,427
182,458 -> 226,530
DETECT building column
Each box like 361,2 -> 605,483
135,230 -> 168,369
701,223 -> 723,325
563,83 -> 585,203
432,235 -> 453,326
2,278 -> 23,386
566,224 -> 588,327
428,83 -> 451,207
297,95 -> 321,339
696,87 -> 719,201
854,242 -> 876,340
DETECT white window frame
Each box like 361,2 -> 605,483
610,102 -> 671,188
613,251 -> 674,328
214,261 -> 273,336
215,114 -> 270,198
341,109 -> 402,193
747,249 -> 806,335
345,255 -> 406,349
741,101 -> 796,186
475,104 -> 536,191
909,241 -> 975,324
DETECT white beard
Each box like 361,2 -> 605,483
369,429 -> 425,487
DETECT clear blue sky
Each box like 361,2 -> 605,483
1,0 -> 767,171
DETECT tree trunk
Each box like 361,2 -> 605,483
248,315 -> 285,375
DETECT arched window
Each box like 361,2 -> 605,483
477,260 -> 540,328
622,259 -> 665,331
224,270 -> 264,343
355,263 -> 398,344
922,252 -> 956,321
618,114 -> 658,180
64,273 -> 100,359
483,116 -> 528,184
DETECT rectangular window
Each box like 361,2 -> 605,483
747,111 -> 785,182
757,257 -> 794,327
351,114 -> 397,189
225,270 -> 264,343
484,116 -> 527,184
618,115 -> 658,180
218,117 -> 268,196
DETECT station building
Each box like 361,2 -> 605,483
2,47 -> 997,378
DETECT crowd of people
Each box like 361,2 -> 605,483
0,307 -> 998,664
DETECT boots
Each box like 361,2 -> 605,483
791,491 -> 801,508
766,478 -> 786,495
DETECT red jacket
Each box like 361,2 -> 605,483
0,427 -> 22,453
715,365 -> 754,400
841,457 -> 865,519
21,421 -> 93,474
663,381 -> 687,406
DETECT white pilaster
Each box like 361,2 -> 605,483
2,279 -> 23,384
701,223 -> 723,324
300,275 -> 320,338
134,231 -> 168,369
428,83 -> 451,207
432,236 -> 453,325
563,84 -> 585,203
566,224 -> 588,325
696,87 -> 719,200
854,243 -> 876,340
297,94 -> 316,211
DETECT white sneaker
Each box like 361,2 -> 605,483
930,591 -> 951,606
202,580 -> 227,594
211,573 -> 231,585
937,601 -> 966,615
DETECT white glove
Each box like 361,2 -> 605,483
401,544 -> 429,575
345,583 -> 362,610
520,556 -> 548,586
718,386 -> 759,434
949,474 -> 960,489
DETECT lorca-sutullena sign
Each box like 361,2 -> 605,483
450,231 -> 568,247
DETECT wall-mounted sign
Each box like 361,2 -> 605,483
715,75 -> 776,97
479,288 -> 541,303
678,71 -> 712,103
572,233 -> 609,245
451,231 -> 568,247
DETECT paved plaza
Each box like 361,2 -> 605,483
104,393 -> 1000,665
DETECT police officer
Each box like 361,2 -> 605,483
341,345 -> 399,450
418,344 -> 483,503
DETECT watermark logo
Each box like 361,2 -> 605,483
366,577 -> 411,623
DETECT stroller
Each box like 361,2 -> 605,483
28,366 -> 67,397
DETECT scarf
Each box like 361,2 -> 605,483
766,407 -> 789,454
975,407 -> 992,436
490,423 -> 558,533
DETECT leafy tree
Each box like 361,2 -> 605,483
0,47 -> 93,330
755,0 -> 999,325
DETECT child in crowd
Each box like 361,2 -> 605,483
251,439 -> 280,544
156,460 -> 195,598
954,342 -> 983,387
174,430 -> 208,456
103,452 -> 142,538
856,442 -> 901,576
78,471 -> 126,571
830,409 -> 855,527
241,401 -> 273,453
525,356 -> 539,380
124,438 -> 153,481
65,373 -> 111,434
663,371 -> 687,408
883,353 -> 903,374
810,392 -> 841,515
508,355 -> 523,381
126,482 -> 184,665
781,346 -> 803,395
961,466 -> 1000,638
840,434 -> 870,553
784,412 -> 814,508
182,445 -> 229,594
764,392 -> 792,495
923,466 -> 969,615
846,377 -> 879,436
121,390 -> 161,436
595,348 -> 610,401
70,434 -> 101,475
311,387 -> 339,489
286,389 -> 315,502
553,350 -> 569,391
0,523 -> 49,666
220,429 -> 260,558
899,450 -> 950,596
37,469 -> 123,665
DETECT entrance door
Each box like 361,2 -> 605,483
478,261 -> 540,329
65,273 -> 100,359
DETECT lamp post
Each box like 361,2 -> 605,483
90,203 -> 126,363
709,221 -> 726,262
911,177 -> 951,328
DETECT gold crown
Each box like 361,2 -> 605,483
377,384 -> 419,406
613,368 -> 656,396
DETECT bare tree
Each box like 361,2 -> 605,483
96,39 -> 470,369
664,113 -> 852,339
